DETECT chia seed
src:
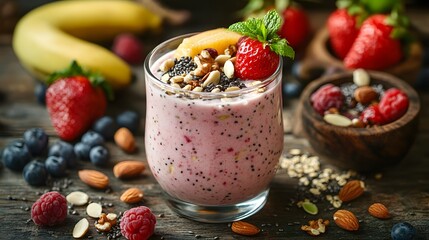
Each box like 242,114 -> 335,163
167,56 -> 197,78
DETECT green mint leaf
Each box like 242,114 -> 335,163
336,0 -> 353,9
263,9 -> 281,38
270,38 -> 295,59
229,9 -> 294,59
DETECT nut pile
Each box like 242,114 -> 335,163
311,69 -> 410,127
159,46 -> 247,92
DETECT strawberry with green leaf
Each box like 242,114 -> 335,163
228,10 -> 295,80
46,61 -> 113,141
344,7 -> 410,70
327,0 -> 367,60
238,0 -> 310,50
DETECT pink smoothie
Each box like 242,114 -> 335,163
145,52 -> 284,206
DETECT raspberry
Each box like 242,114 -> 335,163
112,33 -> 144,65
31,191 -> 67,226
379,88 -> 409,124
120,206 -> 156,240
360,104 -> 386,125
310,84 -> 344,115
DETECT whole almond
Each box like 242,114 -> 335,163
114,127 -> 136,153
338,180 -> 365,202
78,170 -> 109,189
368,203 -> 391,219
120,187 -> 144,203
113,160 -> 145,179
231,221 -> 260,236
354,86 -> 378,104
333,209 -> 359,231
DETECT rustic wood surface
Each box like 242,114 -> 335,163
1,7 -> 429,240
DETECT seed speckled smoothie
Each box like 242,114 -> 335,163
144,10 -> 294,222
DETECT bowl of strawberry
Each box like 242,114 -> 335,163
299,69 -> 420,172
300,2 -> 422,85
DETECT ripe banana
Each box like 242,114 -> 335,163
12,0 -> 162,89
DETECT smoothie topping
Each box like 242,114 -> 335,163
158,10 -> 294,93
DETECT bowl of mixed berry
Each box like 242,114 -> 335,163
299,69 -> 420,172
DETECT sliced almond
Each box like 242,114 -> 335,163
353,68 -> 370,87
120,187 -> 144,204
323,114 -> 352,127
73,218 -> 89,239
86,202 -> 103,218
78,170 -> 109,189
224,60 -> 235,79
66,191 -> 89,206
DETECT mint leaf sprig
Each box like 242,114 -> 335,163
228,10 -> 295,59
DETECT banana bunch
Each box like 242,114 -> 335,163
12,0 -> 162,89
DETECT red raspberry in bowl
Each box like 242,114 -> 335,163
360,104 -> 386,125
379,88 -> 409,124
310,83 -> 344,115
120,206 -> 156,240
31,191 -> 67,226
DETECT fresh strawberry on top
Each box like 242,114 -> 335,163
344,13 -> 405,70
278,5 -> 310,49
46,61 -> 112,141
229,10 -> 295,80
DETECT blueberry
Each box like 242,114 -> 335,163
45,156 -> 67,178
74,142 -> 91,161
34,82 -> 47,105
391,222 -> 416,240
48,140 -> 77,168
81,131 -> 104,148
23,128 -> 49,156
2,139 -> 32,171
93,116 -> 117,140
23,160 -> 47,186
116,110 -> 140,133
283,81 -> 302,99
89,145 -> 110,167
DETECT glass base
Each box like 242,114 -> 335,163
164,189 -> 269,223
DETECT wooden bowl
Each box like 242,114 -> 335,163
299,71 -> 420,172
299,27 -> 423,85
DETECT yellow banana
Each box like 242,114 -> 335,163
12,0 -> 162,89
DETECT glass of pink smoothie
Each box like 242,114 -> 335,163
144,33 -> 284,223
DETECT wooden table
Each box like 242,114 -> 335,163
1,7 -> 429,240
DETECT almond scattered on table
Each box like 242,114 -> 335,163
368,203 -> 391,219
113,160 -> 145,179
120,187 -> 144,204
231,221 -> 260,236
338,180 -> 365,202
78,169 -> 109,189
114,127 -> 136,153
333,209 -> 359,231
